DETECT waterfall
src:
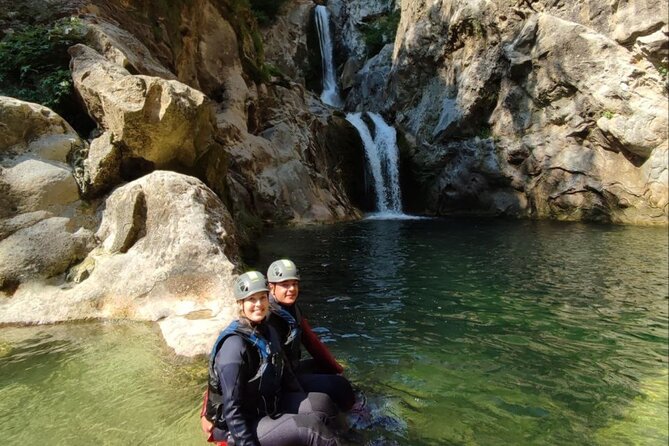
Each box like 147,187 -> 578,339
346,112 -> 406,217
314,5 -> 342,107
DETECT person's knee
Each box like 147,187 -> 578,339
330,375 -> 355,410
293,414 -> 339,446
299,374 -> 355,411
300,392 -> 338,420
257,414 -> 338,446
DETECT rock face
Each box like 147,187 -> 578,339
78,0 -> 361,228
0,0 -> 363,357
0,170 -> 239,355
342,0 -> 668,224
0,96 -> 96,291
69,43 -> 221,195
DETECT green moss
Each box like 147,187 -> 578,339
361,10 -> 401,56
218,0 -> 272,83
602,110 -> 614,120
0,17 -> 87,117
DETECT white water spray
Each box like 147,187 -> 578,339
346,112 -> 407,217
314,5 -> 342,107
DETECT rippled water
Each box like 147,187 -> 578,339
258,218 -> 669,445
0,323 -> 205,445
1,218 -> 667,445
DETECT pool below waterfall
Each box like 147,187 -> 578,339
1,217 -> 667,445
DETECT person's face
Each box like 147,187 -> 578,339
242,291 -> 269,323
269,280 -> 300,306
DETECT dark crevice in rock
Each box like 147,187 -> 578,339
0,279 -> 20,297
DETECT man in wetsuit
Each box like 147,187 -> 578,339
266,259 -> 356,411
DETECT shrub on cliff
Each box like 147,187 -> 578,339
0,17 -> 87,124
249,0 -> 290,25
361,10 -> 401,56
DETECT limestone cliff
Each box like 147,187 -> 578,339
342,0 -> 668,224
0,0 -> 361,355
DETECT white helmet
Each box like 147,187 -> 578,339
267,259 -> 300,283
233,271 -> 269,300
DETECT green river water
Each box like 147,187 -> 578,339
1,218 -> 667,445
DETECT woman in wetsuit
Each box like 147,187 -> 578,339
203,271 -> 339,446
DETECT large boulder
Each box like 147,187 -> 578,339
69,43 -> 220,195
84,17 -> 177,80
0,171 -> 241,355
0,97 -> 96,290
0,217 -> 95,284
0,96 -> 82,161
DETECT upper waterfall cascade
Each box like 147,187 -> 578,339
314,5 -> 343,107
346,112 -> 407,218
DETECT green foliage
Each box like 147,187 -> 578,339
361,10 -> 401,56
658,64 -> 668,79
477,126 -> 493,139
0,17 -> 87,113
249,0 -> 290,26
264,63 -> 284,78
602,110 -> 614,120
219,0 -> 272,83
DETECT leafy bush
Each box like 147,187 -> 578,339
0,17 -> 87,114
361,10 -> 401,56
249,0 -> 290,26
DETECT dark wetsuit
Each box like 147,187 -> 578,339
209,321 -> 339,446
268,299 -> 356,411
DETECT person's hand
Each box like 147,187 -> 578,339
200,415 -> 214,438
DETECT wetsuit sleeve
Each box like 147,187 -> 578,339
300,318 -> 344,374
215,335 -> 259,446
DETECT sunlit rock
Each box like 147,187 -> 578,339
0,171 -> 240,333
69,44 -> 220,193
0,97 -> 96,290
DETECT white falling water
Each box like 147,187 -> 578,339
314,5 -> 342,107
346,112 -> 407,217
